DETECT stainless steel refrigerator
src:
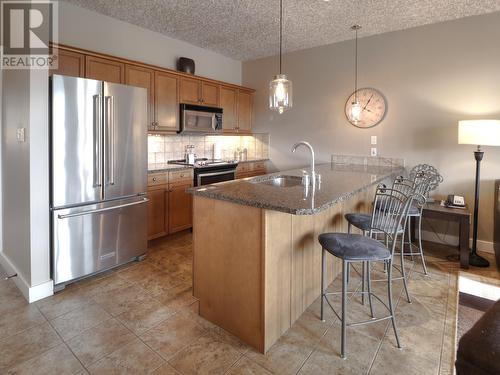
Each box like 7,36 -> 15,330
51,74 -> 148,286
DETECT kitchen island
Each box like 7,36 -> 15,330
189,163 -> 404,353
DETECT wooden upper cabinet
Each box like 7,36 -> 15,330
238,90 -> 253,132
125,64 -> 154,130
85,56 -> 124,83
154,71 -> 179,132
50,48 -> 85,77
220,86 -> 238,131
180,77 -> 200,104
201,82 -> 219,106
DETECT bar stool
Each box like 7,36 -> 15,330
319,187 -> 417,358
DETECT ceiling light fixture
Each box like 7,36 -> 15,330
349,24 -> 362,124
269,0 -> 292,114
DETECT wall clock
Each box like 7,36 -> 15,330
345,88 -> 387,128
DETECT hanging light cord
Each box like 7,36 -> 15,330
279,0 -> 283,74
354,26 -> 358,102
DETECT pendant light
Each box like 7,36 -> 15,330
269,0 -> 292,114
349,25 -> 362,124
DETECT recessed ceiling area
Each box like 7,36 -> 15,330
65,0 -> 500,61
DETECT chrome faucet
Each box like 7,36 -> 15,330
291,141 -> 316,181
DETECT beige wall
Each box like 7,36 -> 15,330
243,12 -> 500,244
58,1 -> 242,85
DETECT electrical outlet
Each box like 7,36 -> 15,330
371,135 -> 377,145
371,147 -> 377,157
16,128 -> 26,143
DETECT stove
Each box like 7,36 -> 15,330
168,158 -> 239,186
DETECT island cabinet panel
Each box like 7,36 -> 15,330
85,56 -> 125,83
154,71 -> 179,132
50,49 -> 85,77
193,196 -> 264,352
125,64 -> 155,130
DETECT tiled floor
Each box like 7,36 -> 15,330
0,231 -> 497,374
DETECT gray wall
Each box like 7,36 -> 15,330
243,12 -> 500,244
58,1 -> 242,85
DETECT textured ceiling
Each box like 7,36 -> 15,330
65,0 -> 500,61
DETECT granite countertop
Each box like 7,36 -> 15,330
188,163 -> 404,215
148,158 -> 270,174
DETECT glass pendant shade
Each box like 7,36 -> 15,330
349,100 -> 362,123
269,74 -> 292,114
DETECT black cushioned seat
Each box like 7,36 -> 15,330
456,299 -> 500,375
318,233 -> 391,261
345,213 -> 371,231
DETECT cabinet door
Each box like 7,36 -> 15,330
220,86 -> 238,131
201,82 -> 219,106
154,71 -> 179,132
180,77 -> 200,104
168,183 -> 193,233
125,65 -> 154,130
50,48 -> 85,77
237,90 -> 253,132
147,187 -> 167,240
85,56 -> 124,83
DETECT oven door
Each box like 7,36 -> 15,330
196,169 -> 236,186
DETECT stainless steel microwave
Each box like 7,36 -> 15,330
180,104 -> 223,134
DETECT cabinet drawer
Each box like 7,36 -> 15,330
253,162 -> 266,171
237,163 -> 250,173
169,169 -> 193,184
148,173 -> 168,186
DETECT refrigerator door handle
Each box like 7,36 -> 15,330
93,94 -> 103,190
57,197 -> 149,219
105,95 -> 115,186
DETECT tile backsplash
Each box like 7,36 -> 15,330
148,133 -> 270,165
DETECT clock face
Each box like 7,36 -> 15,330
345,88 -> 387,128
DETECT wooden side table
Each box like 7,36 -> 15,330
411,202 -> 471,269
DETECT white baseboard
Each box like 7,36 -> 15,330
0,251 -> 53,303
418,229 -> 494,254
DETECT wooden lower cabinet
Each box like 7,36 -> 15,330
147,187 -> 168,240
236,162 -> 267,179
147,171 -> 193,240
168,183 -> 193,233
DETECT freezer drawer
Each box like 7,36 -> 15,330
52,196 -> 148,285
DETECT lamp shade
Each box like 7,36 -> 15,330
458,120 -> 500,146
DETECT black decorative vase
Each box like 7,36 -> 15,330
177,57 -> 195,75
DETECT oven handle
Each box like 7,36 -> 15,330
197,169 -> 236,186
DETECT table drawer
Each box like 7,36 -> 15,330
148,173 -> 168,186
169,169 -> 193,184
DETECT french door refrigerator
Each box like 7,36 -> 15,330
51,74 -> 148,286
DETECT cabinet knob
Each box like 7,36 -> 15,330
152,177 -> 157,182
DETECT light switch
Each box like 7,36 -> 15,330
16,128 -> 26,143
371,136 -> 377,145
371,147 -> 377,157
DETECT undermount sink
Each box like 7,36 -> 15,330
255,175 -> 303,188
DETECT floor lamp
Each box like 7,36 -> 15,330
458,120 -> 500,267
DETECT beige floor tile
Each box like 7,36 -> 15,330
150,363 -> 182,375
116,297 -> 175,335
87,338 -> 165,374
0,322 -> 62,372
66,318 -> 135,367
226,356 -> 273,375
6,343 -> 84,375
36,288 -> 91,320
154,282 -> 197,311
75,273 -> 132,299
0,281 -> 28,314
0,303 -> 46,340
50,303 -> 111,341
117,262 -> 165,284
91,284 -> 151,317
140,313 -> 206,359
137,271 -> 185,297
298,324 -> 379,375
168,332 -> 242,375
